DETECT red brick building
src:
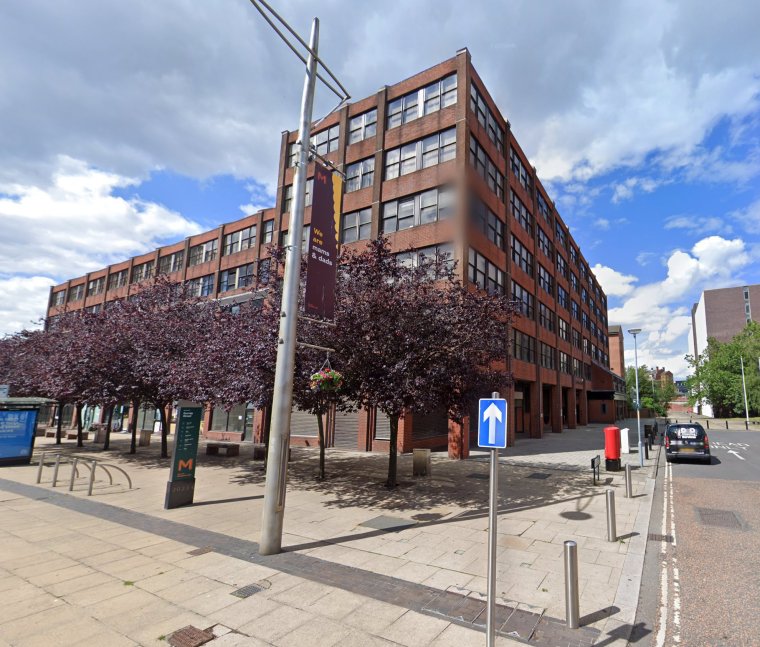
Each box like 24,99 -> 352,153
45,49 -> 614,455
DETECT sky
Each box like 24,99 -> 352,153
1,0 -> 759,379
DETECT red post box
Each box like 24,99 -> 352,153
604,426 -> 621,471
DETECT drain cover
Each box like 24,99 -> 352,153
527,473 -> 551,480
359,515 -> 417,531
168,625 -> 214,647
231,583 -> 264,598
648,533 -> 674,543
696,508 -> 743,529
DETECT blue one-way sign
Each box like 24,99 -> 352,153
478,398 -> 508,448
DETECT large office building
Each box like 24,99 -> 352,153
45,49 -> 618,456
689,283 -> 760,416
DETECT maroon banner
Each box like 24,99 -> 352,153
304,164 -> 342,319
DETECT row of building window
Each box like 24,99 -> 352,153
385,128 -> 456,180
470,135 -> 504,200
470,197 -> 504,249
381,187 -> 453,233
468,249 -> 505,295
470,83 -> 504,153
388,73 -> 457,129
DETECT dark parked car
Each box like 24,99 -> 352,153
665,423 -> 711,464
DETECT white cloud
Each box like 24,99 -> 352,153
664,215 -> 730,236
592,265 -> 638,297
594,218 -> 611,230
636,251 -> 655,266
611,176 -> 664,203
730,199 -> 760,234
609,235 -> 752,379
0,156 -> 201,334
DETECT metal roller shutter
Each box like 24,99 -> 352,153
290,407 -> 319,437
333,410 -> 359,450
375,411 -> 391,440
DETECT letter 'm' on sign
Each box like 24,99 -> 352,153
178,459 -> 193,472
304,163 -> 343,319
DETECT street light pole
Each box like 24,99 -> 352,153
628,328 -> 644,466
259,17 -> 319,556
740,355 -> 750,430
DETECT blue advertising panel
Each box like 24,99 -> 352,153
0,409 -> 38,466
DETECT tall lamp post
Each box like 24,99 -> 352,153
628,328 -> 644,466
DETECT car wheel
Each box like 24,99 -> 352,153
666,456 -> 672,463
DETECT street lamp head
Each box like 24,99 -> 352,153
628,328 -> 641,335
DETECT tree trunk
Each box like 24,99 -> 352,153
55,400 -> 63,445
104,405 -> 114,451
129,399 -> 139,454
386,414 -> 399,488
159,405 -> 169,459
75,402 -> 84,448
316,411 -> 326,480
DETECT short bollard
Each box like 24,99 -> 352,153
625,464 -> 633,498
87,460 -> 97,496
564,540 -> 580,629
51,454 -> 62,487
606,489 -> 617,542
68,458 -> 78,491
725,420 -> 728,429
36,452 -> 46,484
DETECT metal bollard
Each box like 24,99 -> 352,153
68,458 -> 78,491
624,464 -> 633,498
564,540 -> 580,629
725,420 -> 728,429
706,419 -> 710,430
36,452 -> 46,484
51,454 -> 61,487
644,442 -> 649,460
606,489 -> 617,542
88,460 -> 97,496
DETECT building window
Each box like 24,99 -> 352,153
571,300 -> 579,320
559,351 -> 570,374
510,147 -> 530,192
397,243 -> 454,276
263,220 -> 274,244
387,73 -> 457,129
537,226 -> 553,259
157,251 -> 184,275
52,290 -> 66,306
469,136 -> 504,200
470,82 -> 504,152
511,235 -> 534,277
572,357 -> 582,377
219,264 -> 255,292
341,208 -> 372,243
514,330 -> 536,363
537,264 -> 554,296
189,239 -> 219,265
537,192 -> 551,224
570,246 -> 578,265
385,128 -> 456,181
346,157 -> 375,192
558,317 -> 569,341
572,328 -> 581,349
581,287 -> 588,304
511,280 -> 534,319
570,271 -> 578,292
381,187 -> 453,233
557,285 -> 569,310
67,284 -> 85,302
582,311 -> 590,330
538,302 -> 556,332
107,269 -> 128,290
540,342 -> 556,369
348,109 -> 377,145
131,261 -> 154,284
582,337 -> 590,355
84,304 -> 102,314
187,274 -> 214,297
555,221 -> 568,250
310,125 -> 339,155
510,191 -> 533,236
470,198 -> 504,249
87,277 -> 105,297
468,249 -> 505,294
556,253 -> 568,279
280,225 -> 310,249
287,142 -> 298,168
282,179 -> 313,213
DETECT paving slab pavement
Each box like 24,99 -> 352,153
0,418 -> 656,645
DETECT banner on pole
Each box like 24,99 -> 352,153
305,163 -> 342,319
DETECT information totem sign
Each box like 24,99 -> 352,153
164,404 -> 202,509
0,407 -> 39,467
304,163 -> 343,320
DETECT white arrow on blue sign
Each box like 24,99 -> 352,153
478,398 -> 508,448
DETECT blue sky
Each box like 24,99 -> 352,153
1,0 -> 759,379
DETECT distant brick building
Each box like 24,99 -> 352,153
689,283 -> 760,416
45,49 -> 614,455
608,325 -> 625,378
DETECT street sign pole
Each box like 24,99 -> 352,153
479,390 -> 506,647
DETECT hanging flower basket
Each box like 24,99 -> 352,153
310,368 -> 344,393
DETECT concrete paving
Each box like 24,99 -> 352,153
0,419 -> 656,646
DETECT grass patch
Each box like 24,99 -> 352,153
123,580 -> 135,586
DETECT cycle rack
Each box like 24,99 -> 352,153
36,451 -> 133,495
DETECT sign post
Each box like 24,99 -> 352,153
164,404 -> 202,509
478,392 -> 508,647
